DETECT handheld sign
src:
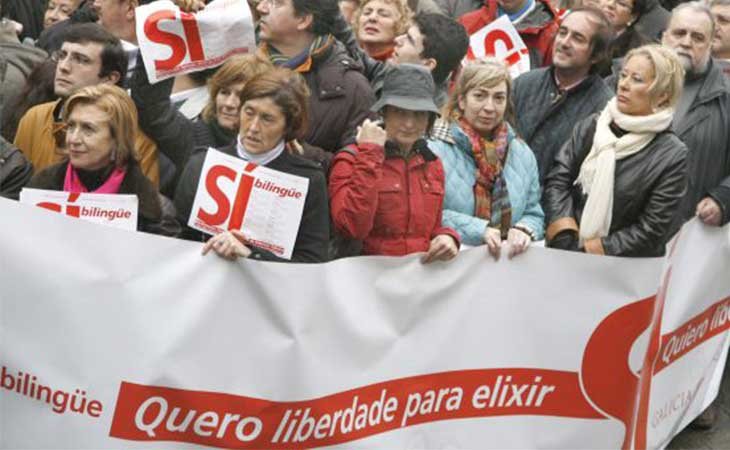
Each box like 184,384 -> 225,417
136,0 -> 256,83
20,189 -> 139,231
189,149 -> 310,260
465,15 -> 531,78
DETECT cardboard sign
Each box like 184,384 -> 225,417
19,188 -> 138,231
465,15 -> 531,78
188,148 -> 309,260
136,0 -> 256,83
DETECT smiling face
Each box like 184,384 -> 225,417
65,103 -> 115,171
215,81 -> 247,131
356,0 -> 401,48
239,97 -> 287,154
552,11 -> 599,73
458,82 -> 508,138
662,8 -> 713,73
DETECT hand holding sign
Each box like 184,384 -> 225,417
464,15 -> 531,78
136,0 -> 256,83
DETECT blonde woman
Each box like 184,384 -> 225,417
354,0 -> 412,61
429,58 -> 544,259
544,44 -> 687,257
27,85 -> 179,236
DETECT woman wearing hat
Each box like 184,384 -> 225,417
329,64 -> 460,262
429,59 -> 544,259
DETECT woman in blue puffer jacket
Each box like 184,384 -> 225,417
429,58 -> 544,259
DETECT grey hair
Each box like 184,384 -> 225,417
671,1 -> 716,36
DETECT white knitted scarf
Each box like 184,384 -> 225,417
575,98 -> 674,243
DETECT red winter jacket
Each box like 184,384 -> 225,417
460,0 -> 559,67
329,142 -> 460,257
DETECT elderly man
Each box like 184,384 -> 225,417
662,1 -> 730,429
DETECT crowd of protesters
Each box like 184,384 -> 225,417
1,0 -> 730,429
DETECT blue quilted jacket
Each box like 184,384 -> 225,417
428,121 -> 545,245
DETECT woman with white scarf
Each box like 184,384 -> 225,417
544,45 -> 688,257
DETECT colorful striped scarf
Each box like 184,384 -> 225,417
261,34 -> 334,73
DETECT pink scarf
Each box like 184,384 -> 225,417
63,163 -> 127,193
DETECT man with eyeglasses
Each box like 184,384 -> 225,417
255,0 -> 374,167
13,23 -> 160,185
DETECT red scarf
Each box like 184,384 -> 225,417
63,163 -> 127,194
459,118 -> 512,238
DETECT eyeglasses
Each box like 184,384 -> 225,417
51,49 -> 93,67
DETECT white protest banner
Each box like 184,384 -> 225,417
1,196 -> 729,449
465,15 -> 530,78
136,0 -> 256,83
188,148 -> 309,259
19,188 -> 138,231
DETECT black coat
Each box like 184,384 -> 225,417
173,144 -> 330,263
672,60 -> 730,229
512,67 -> 614,185
0,136 -> 32,200
544,115 -> 688,257
27,160 -> 181,237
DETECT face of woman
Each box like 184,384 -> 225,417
44,0 -> 78,29
458,82 -> 508,138
65,103 -> 115,171
601,0 -> 636,32
215,81 -> 246,131
617,55 -> 663,116
383,105 -> 430,151
239,97 -> 287,154
357,0 -> 401,46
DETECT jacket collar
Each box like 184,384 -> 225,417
693,59 -> 729,106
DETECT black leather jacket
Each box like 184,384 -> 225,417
544,115 -> 688,257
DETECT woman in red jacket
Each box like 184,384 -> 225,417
329,64 -> 460,262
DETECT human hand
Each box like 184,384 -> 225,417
421,234 -> 459,264
506,227 -> 531,259
356,118 -> 387,148
483,227 -> 502,260
173,0 -> 206,12
202,230 -> 252,260
696,197 -> 723,227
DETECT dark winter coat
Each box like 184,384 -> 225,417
27,160 -> 181,237
0,136 -> 32,200
543,115 -> 688,257
512,67 -> 613,184
174,144 -> 330,263
671,60 -> 730,229
634,0 -> 670,40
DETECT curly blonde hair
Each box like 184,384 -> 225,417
353,0 -> 412,41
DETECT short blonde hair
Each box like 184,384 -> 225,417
623,44 -> 685,109
201,54 -> 273,124
442,58 -> 514,124
353,0 -> 412,40
63,84 -> 138,168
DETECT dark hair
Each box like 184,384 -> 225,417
563,7 -> 612,72
240,68 -> 310,141
631,0 -> 647,17
62,23 -> 127,88
412,13 -> 469,85
292,0 -> 339,36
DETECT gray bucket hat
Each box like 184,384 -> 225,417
371,64 -> 440,115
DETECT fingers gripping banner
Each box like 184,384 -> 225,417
1,197 -> 729,449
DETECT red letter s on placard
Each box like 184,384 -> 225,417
197,165 -> 237,226
144,9 -> 205,72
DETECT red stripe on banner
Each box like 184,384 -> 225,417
109,369 -> 604,449
655,295 -> 730,373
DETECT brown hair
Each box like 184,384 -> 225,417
240,68 -> 310,141
201,54 -> 273,124
62,84 -> 138,168
442,58 -> 514,125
